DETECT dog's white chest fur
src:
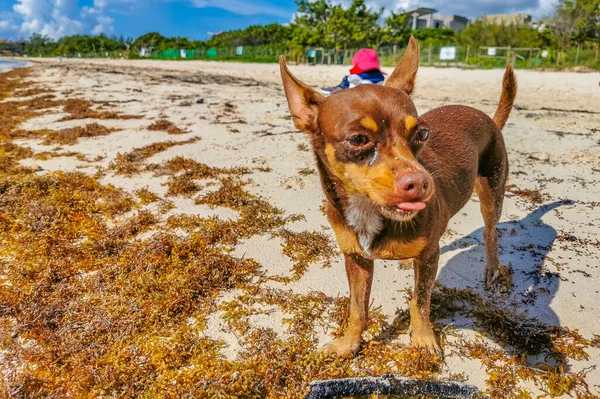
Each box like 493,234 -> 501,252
345,194 -> 384,255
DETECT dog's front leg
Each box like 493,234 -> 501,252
409,246 -> 442,355
321,254 -> 374,358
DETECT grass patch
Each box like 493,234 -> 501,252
148,118 -> 185,135
108,137 -> 200,176
135,186 -> 162,204
297,143 -> 310,152
1,63 -> 597,399
506,184 -> 549,204
15,122 -> 119,145
298,167 -> 315,176
152,156 -> 251,197
14,93 -> 141,121
14,86 -> 53,97
60,98 -> 142,121
0,142 -> 38,174
34,151 -> 105,162
272,229 -> 336,281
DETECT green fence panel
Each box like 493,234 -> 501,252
144,44 -> 598,69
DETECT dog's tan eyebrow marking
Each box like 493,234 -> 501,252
405,116 -> 417,131
360,117 -> 378,132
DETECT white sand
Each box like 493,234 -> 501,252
13,58 -> 600,395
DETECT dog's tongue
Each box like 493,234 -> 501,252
396,202 -> 426,211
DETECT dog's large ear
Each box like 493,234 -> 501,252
385,36 -> 420,95
279,56 -> 324,134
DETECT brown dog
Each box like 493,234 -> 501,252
279,37 -> 517,357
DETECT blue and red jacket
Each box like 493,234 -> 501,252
340,69 -> 385,88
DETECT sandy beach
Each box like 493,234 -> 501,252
1,58 -> 600,397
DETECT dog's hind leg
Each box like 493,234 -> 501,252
475,141 -> 508,288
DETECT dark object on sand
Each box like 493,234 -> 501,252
197,98 -> 205,104
304,375 -> 483,399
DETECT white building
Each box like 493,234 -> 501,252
404,8 -> 470,32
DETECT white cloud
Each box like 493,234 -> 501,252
366,0 -> 411,13
5,0 -> 559,41
92,15 -> 115,34
83,1 -> 118,35
0,20 -> 19,32
331,0 -> 556,20
81,6 -> 99,16
0,12 -> 20,33
524,0 -> 559,19
82,0 -> 117,35
330,0 -> 410,13
190,0 -> 293,18
13,0 -> 84,38
11,0 -> 122,39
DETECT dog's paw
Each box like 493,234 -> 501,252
410,327 -> 443,356
485,266 -> 500,288
485,262 -> 513,293
318,337 -> 362,358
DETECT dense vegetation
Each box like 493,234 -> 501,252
0,0 -> 597,59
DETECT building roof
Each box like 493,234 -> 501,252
403,8 -> 437,17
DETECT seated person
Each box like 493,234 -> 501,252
320,48 -> 385,95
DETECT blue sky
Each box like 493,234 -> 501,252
0,0 -> 557,41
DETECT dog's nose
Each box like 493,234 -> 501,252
396,171 -> 430,201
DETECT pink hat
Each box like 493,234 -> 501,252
351,49 -> 381,72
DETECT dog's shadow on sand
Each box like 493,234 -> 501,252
438,200 -> 571,327
377,200 -> 572,360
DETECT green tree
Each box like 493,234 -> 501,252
292,0 -> 333,47
207,23 -> 290,47
383,12 -> 411,46
132,32 -> 168,51
345,0 -> 383,48
552,0 -> 599,47
291,0 -> 383,49
413,28 -> 457,45
459,20 -> 546,48
23,33 -> 57,56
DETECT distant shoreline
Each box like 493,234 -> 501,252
7,56 -> 599,73
0,59 -> 32,72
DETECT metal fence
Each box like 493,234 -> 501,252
303,43 -> 599,69
150,45 -> 287,62
68,43 -> 599,69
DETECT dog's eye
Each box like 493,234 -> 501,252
348,135 -> 369,146
415,128 -> 429,142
